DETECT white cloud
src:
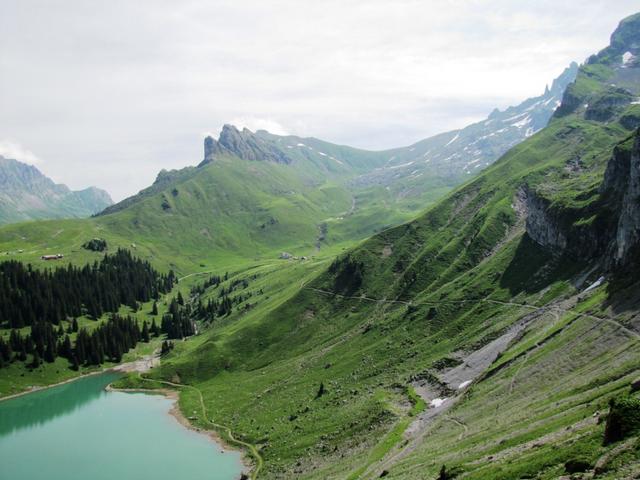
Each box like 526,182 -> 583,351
0,140 -> 42,165
227,118 -> 290,136
1,1 -> 639,200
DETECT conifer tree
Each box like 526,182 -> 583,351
141,321 -> 150,342
31,350 -> 41,369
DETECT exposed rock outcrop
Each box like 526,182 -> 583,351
523,186 -> 567,251
601,130 -> 640,264
584,88 -> 634,122
201,125 -> 293,165
523,129 -> 640,270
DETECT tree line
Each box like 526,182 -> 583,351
0,314 -> 163,369
0,249 -> 176,329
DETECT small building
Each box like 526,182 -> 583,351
41,254 -> 64,260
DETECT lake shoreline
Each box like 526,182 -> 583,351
2,364 -> 251,477
0,368 -> 107,403
107,384 -> 252,475
0,353 -> 158,403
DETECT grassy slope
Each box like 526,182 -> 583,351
0,152 -> 416,275
3,14 -> 640,479
126,21 -> 640,479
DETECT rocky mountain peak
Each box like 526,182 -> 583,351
610,12 -> 640,54
201,124 -> 293,166
549,62 -> 579,94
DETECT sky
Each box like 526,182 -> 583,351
1,1 -> 639,201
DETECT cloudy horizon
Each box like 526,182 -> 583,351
2,0 -> 639,201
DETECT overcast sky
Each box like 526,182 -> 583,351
1,1 -> 639,200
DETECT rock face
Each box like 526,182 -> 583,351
601,130 -> 640,264
0,156 -> 113,224
556,13 -> 640,120
524,130 -> 640,269
584,87 -> 634,122
201,124 -> 293,165
524,186 -> 567,251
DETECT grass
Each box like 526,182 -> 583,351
3,21 -> 640,479
123,41 -> 640,479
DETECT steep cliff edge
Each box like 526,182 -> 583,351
524,129 -> 640,272
602,129 -> 640,265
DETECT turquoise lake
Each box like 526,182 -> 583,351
0,373 -> 243,479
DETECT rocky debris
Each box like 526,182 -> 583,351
201,125 -> 293,165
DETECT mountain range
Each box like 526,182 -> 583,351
1,10 -> 640,480
138,12 -> 640,479
0,156 -> 112,224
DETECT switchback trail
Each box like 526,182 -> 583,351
305,288 -> 640,340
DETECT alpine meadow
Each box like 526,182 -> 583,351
2,3 -> 640,480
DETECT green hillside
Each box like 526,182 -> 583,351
2,11 -> 640,480
117,12 -> 640,479
0,151 -> 400,275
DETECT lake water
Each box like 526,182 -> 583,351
0,372 -> 243,480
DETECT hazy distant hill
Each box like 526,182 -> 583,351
0,156 -> 112,224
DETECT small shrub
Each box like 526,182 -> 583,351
604,395 -> 640,444
565,457 -> 591,473
82,238 -> 107,252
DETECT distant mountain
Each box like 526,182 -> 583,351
349,61 -> 579,207
0,156 -> 113,224
3,63 -> 578,270
192,63 -> 578,214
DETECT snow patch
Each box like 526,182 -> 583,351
318,151 -> 327,156
444,133 -> 460,147
623,51 -> 635,66
512,116 -> 531,128
296,143 -> 306,147
430,398 -> 447,408
504,112 -> 528,122
583,276 -> 605,293
389,161 -> 414,169
458,380 -> 472,390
